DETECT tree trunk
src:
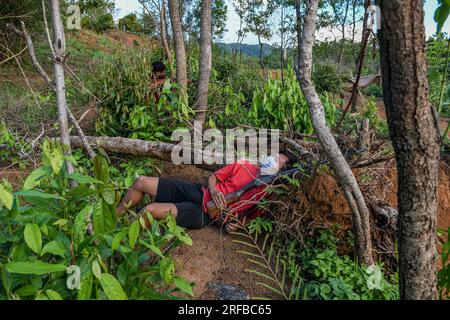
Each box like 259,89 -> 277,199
50,0 -> 75,175
69,136 -> 222,172
258,35 -> 266,79
296,0 -> 303,68
141,0 -> 172,66
296,0 -> 373,266
168,0 -> 187,92
338,0 -> 350,66
378,0 -> 439,300
195,0 -> 212,126
160,0 -> 172,66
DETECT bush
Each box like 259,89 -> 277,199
92,48 -> 193,140
0,141 -> 194,300
297,229 -> 399,300
364,84 -> 383,98
209,67 -> 336,133
82,13 -> 115,33
313,64 -> 343,93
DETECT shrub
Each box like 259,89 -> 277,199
92,48 -> 193,140
313,63 -> 343,93
81,14 -> 115,33
364,84 -> 383,98
0,141 -> 194,300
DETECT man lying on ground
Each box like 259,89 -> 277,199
116,151 -> 295,232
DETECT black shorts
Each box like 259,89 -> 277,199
155,178 -> 213,229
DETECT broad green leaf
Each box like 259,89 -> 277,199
5,261 -> 66,275
128,220 -> 139,249
92,260 -> 102,280
67,172 -> 104,185
15,285 -> 40,297
101,190 -> 115,205
15,190 -> 64,200
100,273 -> 128,300
111,229 -> 127,251
0,183 -> 13,209
50,146 -> 64,175
41,241 -> 66,258
92,201 -> 114,235
173,276 -> 194,297
435,0 -> 450,33
77,273 -> 93,300
45,289 -> 63,300
24,223 -> 42,254
139,240 -> 165,259
22,166 -> 52,191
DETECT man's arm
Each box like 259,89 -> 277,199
208,173 -> 227,210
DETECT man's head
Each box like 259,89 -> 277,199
152,61 -> 166,80
259,150 -> 296,175
278,149 -> 296,169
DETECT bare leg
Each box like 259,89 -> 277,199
116,176 -> 159,216
140,203 -> 178,221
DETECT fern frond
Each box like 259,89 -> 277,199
256,282 -> 285,296
245,269 -> 277,283
237,250 -> 265,259
232,239 -> 258,249
247,258 -> 272,270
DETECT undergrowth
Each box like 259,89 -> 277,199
235,217 -> 399,300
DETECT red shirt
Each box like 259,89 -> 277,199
202,160 -> 269,223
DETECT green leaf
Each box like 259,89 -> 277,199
15,285 -> 40,297
67,172 -> 104,185
41,241 -> 66,258
435,0 -> 450,33
173,276 -> 194,296
24,223 -> 42,254
45,289 -> 63,300
0,183 -> 13,209
111,229 -> 127,251
100,273 -> 128,300
5,261 -> 66,275
92,260 -> 102,280
128,220 -> 139,249
22,166 -> 52,191
139,240 -> 165,259
77,273 -> 93,300
101,190 -> 115,205
92,201 -> 114,235
15,190 -> 64,200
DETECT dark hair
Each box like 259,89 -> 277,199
152,61 -> 166,73
280,149 -> 297,165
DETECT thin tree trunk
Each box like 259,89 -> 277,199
195,0 -> 212,126
296,0 -> 373,266
338,0 -> 350,66
378,0 -> 439,299
168,0 -> 187,93
296,0 -> 303,67
351,0 -> 357,61
50,0 -> 74,175
160,0 -> 172,66
141,0 -> 172,66
258,34 -> 266,78
280,6 -> 285,85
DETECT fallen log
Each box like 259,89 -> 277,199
69,135 -> 223,171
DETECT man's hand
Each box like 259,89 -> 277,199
211,189 -> 227,210
225,222 -> 238,233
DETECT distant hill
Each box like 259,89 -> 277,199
216,43 -> 275,58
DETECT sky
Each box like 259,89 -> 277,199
114,0 -> 450,45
